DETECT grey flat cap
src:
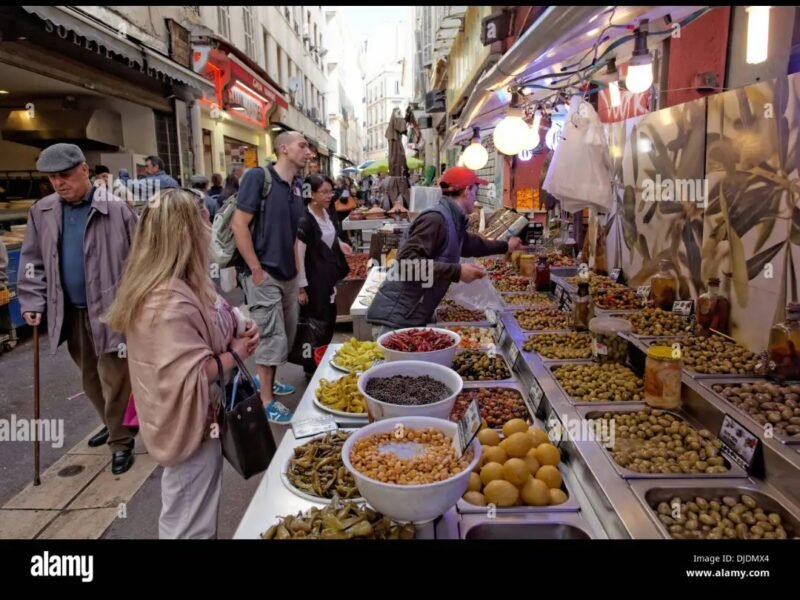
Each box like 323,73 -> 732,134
36,143 -> 86,173
189,175 -> 209,187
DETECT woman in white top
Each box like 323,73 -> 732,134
296,175 -> 353,373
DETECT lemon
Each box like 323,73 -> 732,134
467,472 -> 482,492
523,448 -> 541,475
520,478 -> 550,506
502,458 -> 531,486
483,445 -> 508,465
502,418 -> 529,438
549,488 -> 569,506
503,432 -> 535,458
535,464 -> 563,489
484,480 -> 519,507
527,427 -> 550,448
463,491 -> 487,506
480,462 -> 504,486
477,428 -> 501,447
534,443 -> 561,466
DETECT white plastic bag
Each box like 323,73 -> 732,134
219,266 -> 238,293
446,276 -> 505,312
542,99 -> 613,213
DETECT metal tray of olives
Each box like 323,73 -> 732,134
629,479 -> 800,539
498,292 -> 559,311
519,332 -> 594,364
549,266 -> 579,277
548,363 -> 646,407
454,381 -> 535,428
433,319 -> 493,329
697,378 -> 800,445
638,337 -> 762,379
576,406 -> 749,480
452,349 -> 515,382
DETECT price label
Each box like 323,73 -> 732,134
455,399 -> 482,457
592,338 -> 608,357
493,320 -> 506,344
508,343 -> 520,371
636,285 -> 651,299
528,379 -> 544,414
672,300 -> 694,316
719,414 -> 759,473
292,415 -> 338,439
609,268 -> 621,282
486,309 -> 498,325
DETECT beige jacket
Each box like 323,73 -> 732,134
125,279 -> 234,467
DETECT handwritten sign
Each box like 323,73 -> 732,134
672,300 -> 694,316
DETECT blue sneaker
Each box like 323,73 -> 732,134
265,400 -> 294,424
272,381 -> 296,396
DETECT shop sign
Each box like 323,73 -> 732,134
229,59 -> 288,110
481,12 -> 512,46
425,89 -> 446,113
598,83 -> 651,123
225,82 -> 270,128
167,19 -> 192,69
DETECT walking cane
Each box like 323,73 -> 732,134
33,323 -> 41,486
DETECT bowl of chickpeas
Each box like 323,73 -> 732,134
342,416 -> 481,523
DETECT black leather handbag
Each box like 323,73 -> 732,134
214,352 -> 276,479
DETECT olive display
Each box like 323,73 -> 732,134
514,307 -> 571,331
590,408 -> 732,475
503,293 -> 556,308
618,308 -> 694,336
553,363 -> 644,403
654,494 -> 794,540
711,381 -> 800,440
591,332 -> 628,364
494,276 -> 533,293
666,335 -> 761,375
565,273 -> 626,295
523,332 -> 592,359
452,350 -> 512,381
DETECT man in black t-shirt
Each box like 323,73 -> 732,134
231,131 -> 312,423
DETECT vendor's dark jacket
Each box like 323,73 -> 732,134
367,196 -> 507,328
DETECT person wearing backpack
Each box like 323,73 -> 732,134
230,131 -> 312,423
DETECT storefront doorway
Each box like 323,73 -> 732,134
224,136 -> 258,170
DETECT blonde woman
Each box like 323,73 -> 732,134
106,188 -> 259,539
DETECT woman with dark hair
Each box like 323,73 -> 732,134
218,174 -> 239,204
295,174 -> 353,374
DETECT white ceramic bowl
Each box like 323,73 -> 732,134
357,360 -> 463,422
377,327 -> 461,366
341,416 -> 482,523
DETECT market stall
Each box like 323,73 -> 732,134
236,251 -> 800,541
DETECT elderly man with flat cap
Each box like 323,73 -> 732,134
18,143 -> 138,474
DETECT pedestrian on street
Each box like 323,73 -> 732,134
126,155 -> 179,205
189,175 -> 217,222
218,174 -> 239,205
17,143 -> 138,475
231,131 -> 312,423
106,188 -> 260,538
295,174 -> 353,376
209,173 -> 224,199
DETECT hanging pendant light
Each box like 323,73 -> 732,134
625,21 -> 653,94
600,58 -> 622,108
493,92 -> 528,156
461,126 -> 489,170
746,6 -> 771,64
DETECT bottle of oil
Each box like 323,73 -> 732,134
697,277 -> 730,335
650,259 -> 678,311
535,255 -> 551,292
572,282 -> 594,331
767,303 -> 800,383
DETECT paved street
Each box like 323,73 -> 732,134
0,322 -> 352,539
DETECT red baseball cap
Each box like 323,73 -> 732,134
439,166 -> 488,191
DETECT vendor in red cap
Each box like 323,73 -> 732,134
367,166 -> 522,335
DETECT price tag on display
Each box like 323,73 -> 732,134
455,400 -> 482,457
718,414 -> 759,473
672,300 -> 694,316
528,379 -> 544,414
636,285 -> 651,299
493,319 -> 506,344
609,268 -> 621,282
508,343 -> 520,372
292,415 -> 338,439
486,309 -> 498,326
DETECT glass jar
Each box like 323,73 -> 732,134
519,253 -> 537,278
572,281 -> 594,331
535,255 -> 551,291
589,316 -> 633,365
650,259 -> 678,311
644,346 -> 683,410
767,302 -> 800,384
697,277 -> 730,335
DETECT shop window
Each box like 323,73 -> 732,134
154,110 -> 181,185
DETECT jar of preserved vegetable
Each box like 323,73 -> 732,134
519,253 -> 537,278
589,316 -> 633,365
697,277 -> 730,335
644,346 -> 683,409
767,302 -> 800,384
650,259 -> 678,311
572,281 -> 594,331
535,255 -> 551,291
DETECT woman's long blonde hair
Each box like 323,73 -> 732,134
106,188 -> 215,333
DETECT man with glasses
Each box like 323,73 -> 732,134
18,143 -> 138,474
